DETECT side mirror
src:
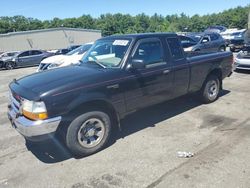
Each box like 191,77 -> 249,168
201,38 -> 209,43
90,51 -> 98,56
130,59 -> 145,69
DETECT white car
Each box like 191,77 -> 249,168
220,28 -> 240,40
37,43 -> 93,72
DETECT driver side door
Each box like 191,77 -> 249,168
124,38 -> 174,111
200,35 -> 212,52
17,51 -> 31,67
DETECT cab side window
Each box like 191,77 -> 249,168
133,39 -> 164,68
167,38 -> 184,60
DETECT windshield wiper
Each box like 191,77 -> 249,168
80,59 -> 106,69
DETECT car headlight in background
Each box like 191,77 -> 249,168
21,99 -> 48,120
236,52 -> 243,59
47,63 -> 59,69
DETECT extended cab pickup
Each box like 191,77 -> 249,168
7,33 -> 233,156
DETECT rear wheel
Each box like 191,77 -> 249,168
230,47 -> 235,52
65,111 -> 112,157
5,61 -> 15,70
200,75 -> 220,104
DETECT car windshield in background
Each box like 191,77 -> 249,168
67,44 -> 93,55
179,36 -> 197,43
1,52 -> 18,57
81,39 -> 131,68
187,35 -> 201,42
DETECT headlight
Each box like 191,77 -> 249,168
21,99 -> 48,120
236,53 -> 242,59
47,63 -> 59,69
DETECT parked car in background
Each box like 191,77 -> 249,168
0,51 -> 19,69
1,50 -> 53,70
228,29 -> 247,52
204,26 -> 227,33
220,28 -> 240,45
234,45 -> 250,70
54,48 -> 69,55
37,43 -> 93,71
179,32 -> 226,52
54,45 -> 81,55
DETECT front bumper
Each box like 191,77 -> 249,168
8,105 -> 61,138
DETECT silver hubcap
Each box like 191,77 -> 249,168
7,63 -> 13,69
207,80 -> 218,100
77,118 -> 105,148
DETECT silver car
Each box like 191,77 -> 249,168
1,50 -> 53,70
234,49 -> 250,70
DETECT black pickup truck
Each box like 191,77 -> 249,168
8,33 -> 233,156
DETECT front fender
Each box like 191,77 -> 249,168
67,92 -> 111,113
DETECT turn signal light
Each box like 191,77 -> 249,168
22,110 -> 48,120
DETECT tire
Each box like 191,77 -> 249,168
230,47 -> 235,52
218,46 -> 225,52
5,61 -> 15,70
65,111 -> 112,157
200,75 -> 220,104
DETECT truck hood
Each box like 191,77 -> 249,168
15,65 -> 105,97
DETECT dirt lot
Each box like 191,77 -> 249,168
0,67 -> 250,188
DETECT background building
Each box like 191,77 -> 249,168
0,27 -> 101,52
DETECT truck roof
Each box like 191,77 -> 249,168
101,32 -> 177,40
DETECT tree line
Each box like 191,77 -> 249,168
0,5 -> 249,36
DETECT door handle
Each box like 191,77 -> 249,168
163,69 -> 170,74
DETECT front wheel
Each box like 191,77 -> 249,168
66,111 -> 112,157
200,75 -> 220,104
230,47 -> 235,52
5,61 -> 15,70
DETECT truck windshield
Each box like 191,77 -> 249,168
81,39 -> 131,68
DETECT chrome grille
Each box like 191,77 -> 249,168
9,91 -> 21,114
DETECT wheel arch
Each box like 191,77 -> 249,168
67,99 -> 120,131
205,68 -> 223,90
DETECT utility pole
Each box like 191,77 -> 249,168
244,11 -> 250,44
248,11 -> 250,29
